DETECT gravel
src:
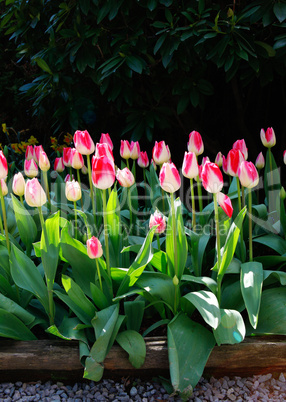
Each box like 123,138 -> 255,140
0,373 -> 285,401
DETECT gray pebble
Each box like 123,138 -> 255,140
130,386 -> 137,397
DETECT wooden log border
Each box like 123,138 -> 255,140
0,336 -> 285,382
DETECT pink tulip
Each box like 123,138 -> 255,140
63,147 -> 72,167
226,149 -> 244,177
215,152 -> 223,168
95,142 -> 114,162
0,179 -> 8,196
116,167 -> 135,188
64,173 -> 74,182
54,157 -> 65,173
187,131 -> 204,155
24,159 -> 38,178
65,180 -> 82,202
0,151 -> 8,179
152,141 -> 171,165
99,133 -> 113,150
86,236 -> 103,259
149,210 -> 166,234
222,155 -> 228,175
12,172 -> 25,196
25,145 -> 35,161
202,156 -> 210,166
238,161 -> 259,189
159,162 -> 181,193
74,130 -> 95,155
137,151 -> 149,168
284,151 -> 286,165
92,155 -> 115,190
25,178 -> 47,207
217,192 -> 233,218
233,139 -> 248,160
130,141 -> 140,160
39,151 -> 50,172
255,152 -> 265,169
34,145 -> 44,164
260,127 -> 276,148
120,140 -> 131,159
70,148 -> 84,170
182,151 -> 199,179
201,161 -> 223,194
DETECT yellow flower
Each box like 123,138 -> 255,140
27,135 -> 39,145
11,144 -> 21,154
64,133 -> 73,145
2,124 -> 8,134
50,137 -> 57,144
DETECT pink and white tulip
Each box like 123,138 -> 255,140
137,151 -> 149,168
54,157 -> 65,173
238,161 -> 259,189
284,151 -> 286,165
95,142 -> 114,162
12,172 -> 25,196
255,152 -> 265,169
182,151 -> 199,179
63,147 -> 72,167
159,162 -> 181,193
0,151 -> 8,179
116,167 -> 135,188
39,151 -> 50,172
260,127 -> 276,148
25,145 -> 35,161
226,149 -> 244,177
233,139 -> 248,160
215,152 -> 223,168
70,148 -> 84,170
187,131 -> 204,155
65,180 -> 82,202
130,141 -> 140,160
149,210 -> 166,234
25,178 -> 47,207
74,130 -> 95,155
34,145 -> 44,164
99,133 -> 113,150
92,155 -> 115,190
201,161 -> 223,194
217,192 -> 233,218
64,173 -> 74,182
24,159 -> 38,178
120,140 -> 131,159
87,236 -> 103,259
152,141 -> 171,165
0,179 -> 8,196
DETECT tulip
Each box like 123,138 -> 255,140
187,131 -> 204,156
39,151 -> 50,172
0,151 -> 8,179
24,159 -> 38,178
260,127 -> 276,148
92,155 -> 115,190
63,147 -> 72,167
222,155 -> 228,175
130,141 -> 140,160
81,165 -> 88,175
25,145 -> 35,161
149,210 -> 166,234
226,149 -> 244,177
100,133 -> 113,150
238,161 -> 259,189
284,151 -> 286,165
70,148 -> 84,170
217,192 -> 233,218
34,145 -> 44,164
95,142 -> 114,162
65,179 -> 82,202
201,161 -> 223,194
54,157 -> 65,173
12,172 -> 25,198
64,173 -> 74,182
233,139 -> 248,160
0,174 -> 9,251
120,140 -> 131,160
25,178 -> 47,207
87,236 -> 103,259
215,152 -> 223,168
116,167 -> 135,188
73,130 -> 95,155
152,141 -> 171,165
182,152 -> 199,179
255,152 -> 265,169
0,179 -> 8,197
159,162 -> 181,193
137,151 -> 149,168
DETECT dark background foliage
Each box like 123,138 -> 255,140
1,0 -> 286,164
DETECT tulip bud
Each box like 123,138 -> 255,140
149,210 -> 166,234
39,151 -> 50,172
25,178 -> 47,207
34,145 -> 44,164
0,151 -> 8,180
159,162 -> 181,193
70,148 -> 84,170
152,141 -> 171,165
255,152 -> 265,169
65,180 -> 82,202
81,165 -> 88,175
99,133 -> 113,150
86,236 -> 103,259
12,172 -> 25,196
24,159 -> 38,178
137,151 -> 149,168
202,156 -> 210,167
130,141 -> 140,160
92,155 -> 115,190
217,192 -> 233,218
284,150 -> 286,165
187,131 -> 204,155
173,275 -> 179,286
74,130 -> 95,155
120,140 -> 131,159
54,157 -> 65,173
201,161 -> 223,194
260,127 -> 276,148
25,145 -> 35,161
215,152 -> 223,168
63,147 -> 72,167
116,167 -> 135,188
238,161 -> 259,189
226,149 -> 244,177
64,173 -> 74,182
0,179 -> 8,196
222,155 -> 228,175
95,142 -> 114,162
233,139 -> 248,160
182,152 -> 199,179
280,186 -> 286,200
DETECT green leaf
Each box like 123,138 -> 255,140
168,313 -> 215,397
124,300 -> 145,332
0,308 -> 37,340
240,262 -> 263,329
46,316 -> 89,345
263,270 -> 286,285
116,330 -> 146,368
34,57 -> 52,74
0,293 -> 35,326
126,56 -> 144,74
106,189 -> 121,267
274,2 -> 286,23
182,291 -> 221,329
253,234 -> 286,255
255,41 -> 276,57
41,211 -> 60,289
181,275 -> 217,293
213,309 -> 245,345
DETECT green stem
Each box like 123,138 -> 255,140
269,148 -> 273,191
160,164 -> 165,213
0,209 -> 3,235
95,258 -> 103,292
69,167 -> 73,181
143,168 -> 148,210
87,154 -> 96,225
76,169 -> 84,210
197,178 -> 203,215
241,185 -> 245,209
156,234 -> 161,251
128,186 -> 132,228
248,190 -> 253,262
170,193 -> 178,278
256,168 -> 260,204
214,193 -> 222,304
236,177 -> 244,261
190,178 -> 196,231
102,189 -> 110,280
20,195 -> 24,205
73,201 -> 77,240
43,171 -> 51,204
132,159 -> 136,183
0,185 -> 9,254
126,159 -> 130,170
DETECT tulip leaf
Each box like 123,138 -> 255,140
124,300 -> 145,332
253,234 -> 286,255
181,275 -> 218,293
263,270 -> 286,285
116,330 -> 146,368
106,189 -> 121,267
0,308 -> 37,340
240,261 -> 263,329
264,149 -> 281,210
0,293 -> 35,326
213,309 -> 246,345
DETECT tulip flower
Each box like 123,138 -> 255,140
217,192 -> 233,218
149,210 -> 166,253
0,179 -> 8,197
255,152 -> 265,169
0,151 -> 8,179
260,127 -> 276,148
12,172 -> 25,200
152,141 -> 171,165
201,161 -> 223,194
63,147 -> 72,167
25,178 -> 47,207
215,152 -> 223,168
34,145 -> 44,164
64,174 -> 74,182
0,175 -> 9,250
182,152 -> 199,229
116,167 -> 135,188
65,179 -> 82,202
120,140 -> 131,160
222,155 -> 228,175
233,139 -> 248,160
130,141 -> 140,160
95,142 -> 114,162
39,152 -> 51,204
187,131 -> 204,156
81,165 -> 88,175
25,145 -> 35,161
137,151 -> 149,168
70,148 -> 84,170
92,155 -> 115,190
159,162 -> 181,194
24,159 -> 38,178
74,130 -> 95,155
284,151 -> 286,165
238,161 -> 259,189
226,149 -> 244,177
87,236 -> 103,291
100,133 -> 113,150
54,157 -> 65,173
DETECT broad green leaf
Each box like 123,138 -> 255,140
274,2 -> 286,23
12,195 -> 37,253
46,316 -> 89,345
168,313 -> 216,398
0,293 -> 35,326
253,234 -> 286,255
41,211 -> 60,289
213,309 -> 245,345
90,282 -> 110,310
106,189 -> 121,267
0,308 -> 37,340
142,318 -> 170,337
220,277 -> 245,312
240,262 -> 263,329
150,250 -> 168,273
35,57 -> 52,74
264,149 -> 281,211
54,290 -> 94,326
116,330 -> 146,368
182,291 -> 221,329
181,275 -> 217,293
263,270 -> 286,285
124,300 -> 145,332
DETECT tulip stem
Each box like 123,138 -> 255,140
87,154 -> 96,225
268,148 -> 273,191
128,187 -> 133,227
73,201 -> 77,240
197,178 -> 203,215
132,159 -> 136,183
236,177 -> 244,262
160,164 -> 166,213
248,190 -> 253,262
143,168 -> 148,210
213,193 -> 222,304
43,171 -> 51,204
241,185 -> 245,209
190,178 -> 196,231
0,213 -> 3,235
126,159 -> 130,170
95,258 -> 103,292
20,195 -> 24,205
76,169 -> 84,210
0,185 -> 9,254
156,234 -> 161,251
102,189 -> 110,280
170,192 -> 178,278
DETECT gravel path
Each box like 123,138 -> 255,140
0,373 -> 285,401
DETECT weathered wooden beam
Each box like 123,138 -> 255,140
0,336 -> 285,382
